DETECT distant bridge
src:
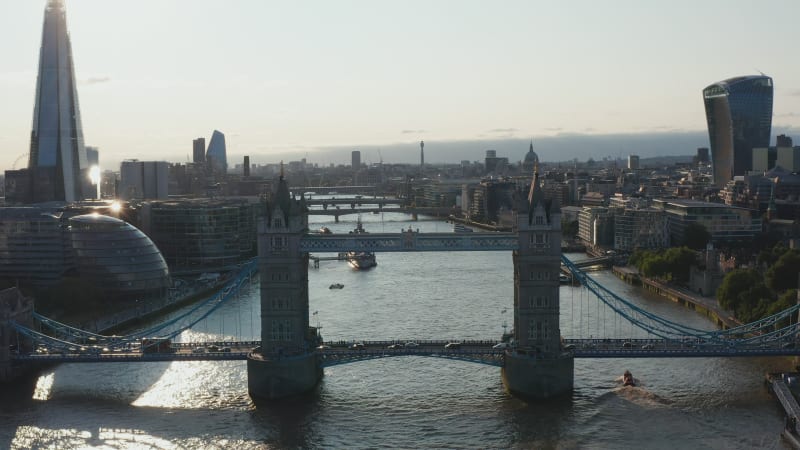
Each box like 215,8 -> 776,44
290,186 -> 378,195
305,198 -> 402,207
307,206 -> 457,218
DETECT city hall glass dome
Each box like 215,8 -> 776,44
68,214 -> 170,298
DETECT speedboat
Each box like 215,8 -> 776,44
329,283 -> 344,289
319,226 -> 332,234
622,370 -> 635,387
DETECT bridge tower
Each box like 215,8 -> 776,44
247,170 -> 321,399
0,288 -> 34,382
502,163 -> 574,398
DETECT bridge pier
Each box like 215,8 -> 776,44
502,353 -> 573,399
247,352 -> 321,400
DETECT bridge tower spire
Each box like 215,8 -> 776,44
502,163 -> 573,398
247,174 -> 321,399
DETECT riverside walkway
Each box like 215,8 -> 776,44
612,266 -> 741,329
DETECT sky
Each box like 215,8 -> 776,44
1,0 -> 800,171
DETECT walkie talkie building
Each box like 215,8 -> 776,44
703,75 -> 773,187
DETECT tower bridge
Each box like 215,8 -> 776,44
4,170 -> 800,400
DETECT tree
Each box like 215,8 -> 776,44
717,269 -> 763,312
682,222 -> 711,250
641,257 -> 670,279
766,289 -> 798,328
662,247 -> 697,283
765,249 -> 800,292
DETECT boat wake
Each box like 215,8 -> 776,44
607,377 -> 673,408
614,386 -> 672,407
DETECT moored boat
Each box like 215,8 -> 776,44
329,283 -> 344,289
347,252 -> 377,270
346,216 -> 377,269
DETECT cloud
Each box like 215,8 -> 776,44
400,129 -> 427,134
775,112 -> 798,118
544,127 -> 562,132
789,90 -> 800,97
80,76 -> 111,86
487,128 -> 518,133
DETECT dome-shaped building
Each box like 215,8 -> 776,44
68,214 -> 170,299
523,140 -> 539,173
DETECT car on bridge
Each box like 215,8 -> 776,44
350,342 -> 365,350
444,342 -> 461,350
404,342 -> 419,348
493,342 -> 510,350
642,343 -> 655,350
387,343 -> 403,350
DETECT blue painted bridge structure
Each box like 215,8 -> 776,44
5,230 -> 800,372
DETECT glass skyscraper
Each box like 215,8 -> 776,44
703,75 -> 773,187
28,0 -> 91,202
206,130 -> 228,174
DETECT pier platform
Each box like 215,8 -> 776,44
766,373 -> 800,448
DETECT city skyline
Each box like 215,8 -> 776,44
2,0 -> 800,172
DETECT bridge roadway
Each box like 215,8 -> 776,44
569,256 -> 612,268
12,338 -> 800,364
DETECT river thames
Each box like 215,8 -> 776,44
0,212 -> 792,449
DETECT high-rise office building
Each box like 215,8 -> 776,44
119,160 -> 169,200
420,141 -> 425,175
27,0 -> 92,202
351,150 -> 361,169
776,134 -> 793,148
206,130 -> 227,174
628,154 -> 640,170
703,75 -> 773,187
193,138 -> 206,163
696,147 -> 710,163
85,146 -> 99,167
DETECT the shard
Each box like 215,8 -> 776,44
28,0 -> 91,202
